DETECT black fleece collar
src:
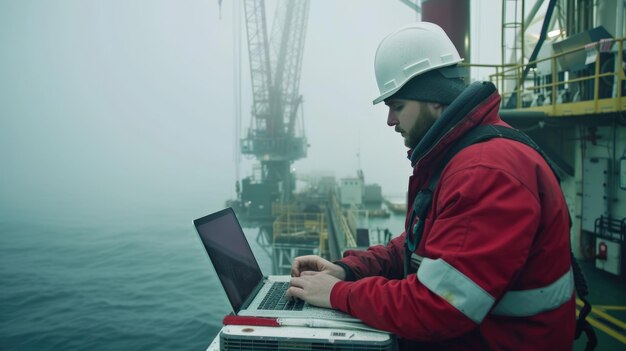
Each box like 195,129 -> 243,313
409,81 -> 497,167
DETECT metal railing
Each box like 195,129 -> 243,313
329,192 -> 357,249
463,37 -> 625,116
272,210 -> 325,243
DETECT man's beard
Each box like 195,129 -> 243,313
404,108 -> 438,149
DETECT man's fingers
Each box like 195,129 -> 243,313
290,276 -> 304,288
291,256 -> 315,277
291,264 -> 300,277
286,286 -> 304,300
291,258 -> 307,277
287,273 -> 337,309
291,255 -> 328,277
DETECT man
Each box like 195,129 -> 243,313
287,22 -> 575,350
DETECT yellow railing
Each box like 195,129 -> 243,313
463,37 -> 626,116
272,210 -> 325,242
329,193 -> 357,248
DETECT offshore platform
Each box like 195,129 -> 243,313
225,0 -> 376,275
217,0 -> 626,349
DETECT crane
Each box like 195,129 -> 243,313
238,0 -> 311,221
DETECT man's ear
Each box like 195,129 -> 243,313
426,102 -> 445,118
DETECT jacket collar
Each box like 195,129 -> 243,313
408,82 -> 502,171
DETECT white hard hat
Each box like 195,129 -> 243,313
372,22 -> 463,105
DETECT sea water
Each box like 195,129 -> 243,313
0,203 -> 274,351
0,203 -> 403,351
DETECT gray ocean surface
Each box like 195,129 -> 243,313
0,200 -> 404,351
0,202 -> 274,351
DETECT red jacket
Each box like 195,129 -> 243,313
330,84 -> 575,350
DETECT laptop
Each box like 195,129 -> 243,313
194,207 -> 359,322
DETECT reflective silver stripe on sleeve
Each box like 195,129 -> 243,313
417,257 -> 495,324
491,268 -> 574,317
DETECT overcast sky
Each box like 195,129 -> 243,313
0,0 -> 502,219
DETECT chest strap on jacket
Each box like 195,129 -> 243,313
405,124 -> 596,350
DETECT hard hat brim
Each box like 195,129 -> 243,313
372,90 -> 397,105
372,60 -> 464,105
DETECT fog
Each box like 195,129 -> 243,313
0,1 -> 500,220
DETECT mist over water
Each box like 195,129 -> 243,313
0,1 -> 423,224
0,199 -> 273,350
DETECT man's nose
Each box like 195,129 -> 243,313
387,110 -> 398,127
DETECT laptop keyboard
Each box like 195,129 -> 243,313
257,282 -> 305,311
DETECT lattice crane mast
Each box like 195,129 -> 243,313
239,0 -> 310,218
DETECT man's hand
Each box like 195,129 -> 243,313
287,272 -> 341,308
291,255 -> 346,280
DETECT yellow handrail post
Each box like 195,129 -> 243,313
498,66 -> 502,94
551,56 -> 557,116
618,39 -> 623,99
494,66 -> 499,93
594,45 -> 601,113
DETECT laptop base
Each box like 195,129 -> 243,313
217,325 -> 397,351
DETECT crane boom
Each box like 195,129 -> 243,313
269,1 -> 310,136
243,0 -> 272,134
240,0 -> 310,216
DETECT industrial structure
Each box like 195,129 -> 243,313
238,0 -> 310,219
482,0 -> 626,284
217,1 -> 626,348
227,0 -> 392,276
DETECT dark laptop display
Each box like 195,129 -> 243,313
194,208 -> 263,313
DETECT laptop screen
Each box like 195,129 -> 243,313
194,208 -> 264,313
